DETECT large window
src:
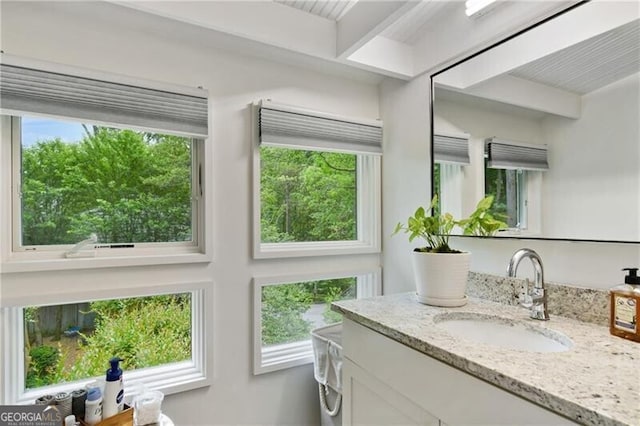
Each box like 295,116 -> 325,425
23,294 -> 191,389
15,116 -> 197,249
0,60 -> 209,270
253,270 -> 380,374
2,287 -> 208,404
253,101 -> 382,258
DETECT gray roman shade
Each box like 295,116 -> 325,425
486,137 -> 549,171
259,102 -> 382,155
433,134 -> 470,165
0,63 -> 209,137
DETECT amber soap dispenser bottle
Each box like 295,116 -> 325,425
610,268 -> 640,342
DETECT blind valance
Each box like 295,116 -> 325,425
486,137 -> 549,171
258,102 -> 382,155
433,133 -> 470,165
0,63 -> 209,137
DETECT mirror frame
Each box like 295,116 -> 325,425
429,0 -> 639,245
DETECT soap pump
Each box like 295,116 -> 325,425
610,268 -> 640,342
102,357 -> 124,419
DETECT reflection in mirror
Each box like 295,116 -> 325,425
432,3 -> 639,242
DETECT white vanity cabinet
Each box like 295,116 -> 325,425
341,319 -> 578,426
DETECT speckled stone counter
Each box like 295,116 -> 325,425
333,293 -> 639,426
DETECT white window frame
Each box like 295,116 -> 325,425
0,282 -> 210,405
251,106 -> 381,259
0,113 -> 212,273
252,268 -> 381,375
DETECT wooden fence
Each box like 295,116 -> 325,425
26,303 -> 96,337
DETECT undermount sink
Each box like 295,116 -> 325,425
433,312 -> 573,353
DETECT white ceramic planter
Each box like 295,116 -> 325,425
411,251 -> 471,307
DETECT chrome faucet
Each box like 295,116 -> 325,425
507,248 -> 550,321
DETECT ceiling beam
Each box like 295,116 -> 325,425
336,1 -> 421,59
109,1 -> 337,58
438,75 -> 582,119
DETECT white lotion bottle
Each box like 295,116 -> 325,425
102,357 -> 124,418
84,386 -> 103,425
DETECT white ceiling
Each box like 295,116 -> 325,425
274,0 -> 358,21
510,18 -> 640,95
380,1 -> 457,45
107,0 -> 574,81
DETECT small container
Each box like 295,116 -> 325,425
84,386 -> 103,425
133,390 -> 164,426
610,268 -> 640,342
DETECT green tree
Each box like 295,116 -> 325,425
261,284 -> 313,345
21,139 -> 80,245
260,147 -> 356,243
20,127 -> 192,245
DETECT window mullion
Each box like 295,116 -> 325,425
11,117 -> 23,253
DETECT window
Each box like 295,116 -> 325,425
253,270 -> 380,374
253,101 -> 382,258
15,116 -> 198,249
2,287 -> 208,404
0,60 -> 209,270
485,166 -> 528,229
436,163 -> 464,219
433,133 -> 469,218
260,147 -> 358,243
485,137 -> 548,232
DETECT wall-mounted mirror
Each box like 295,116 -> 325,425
432,2 -> 639,243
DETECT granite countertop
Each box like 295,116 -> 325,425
332,293 -> 639,426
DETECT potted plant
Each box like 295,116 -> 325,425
393,195 -> 506,307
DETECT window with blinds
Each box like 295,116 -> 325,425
433,133 -> 470,165
253,101 -> 381,258
485,137 -> 549,171
484,137 -> 545,230
1,58 -> 208,258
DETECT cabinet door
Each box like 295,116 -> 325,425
343,319 -> 579,425
343,358 -> 440,426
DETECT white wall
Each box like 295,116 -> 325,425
379,74 -> 432,295
541,73 -> 640,241
0,2 -> 381,424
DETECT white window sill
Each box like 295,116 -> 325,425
254,240 -> 380,259
13,361 -> 209,406
1,252 -> 211,273
256,340 -> 314,375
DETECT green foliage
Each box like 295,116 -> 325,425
66,295 -> 191,380
321,286 -> 347,325
21,127 -> 192,246
393,195 -> 507,253
261,278 -> 356,346
260,147 -> 356,243
261,284 -> 313,345
26,345 -> 60,388
457,196 -> 509,237
25,295 -> 191,388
